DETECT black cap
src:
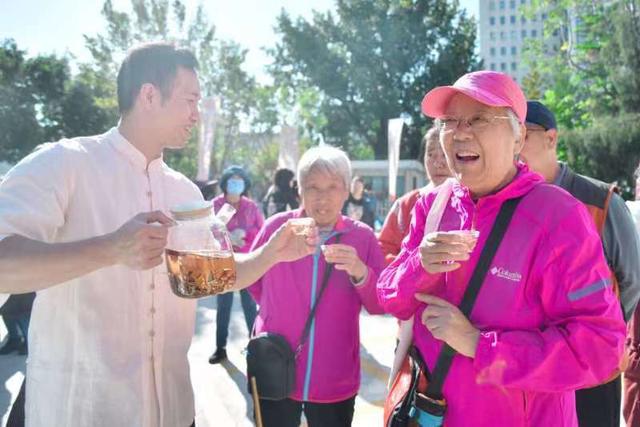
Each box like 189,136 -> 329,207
526,101 -> 557,130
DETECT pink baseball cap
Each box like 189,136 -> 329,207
421,71 -> 527,123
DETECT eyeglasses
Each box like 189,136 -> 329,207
437,114 -> 512,133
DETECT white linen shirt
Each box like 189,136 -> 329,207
0,128 -> 202,427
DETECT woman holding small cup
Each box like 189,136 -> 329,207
247,145 -> 385,427
377,71 -> 626,426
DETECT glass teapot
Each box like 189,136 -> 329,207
165,200 -> 237,298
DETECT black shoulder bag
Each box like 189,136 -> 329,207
387,196 -> 523,427
246,234 -> 340,400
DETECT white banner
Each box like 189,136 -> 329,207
387,118 -> 404,200
278,125 -> 300,172
197,97 -> 221,182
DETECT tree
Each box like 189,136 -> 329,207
521,0 -> 640,195
82,0 -> 265,180
0,40 -> 42,162
0,39 -> 120,164
60,66 -> 118,138
268,0 -> 480,160
562,113 -> 640,198
525,0 -> 640,127
0,39 -> 72,162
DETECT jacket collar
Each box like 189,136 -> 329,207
106,127 -> 165,173
452,162 -> 544,205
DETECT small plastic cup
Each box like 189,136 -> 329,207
290,217 -> 315,236
445,229 -> 480,253
320,243 -> 335,256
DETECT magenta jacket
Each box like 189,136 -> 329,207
248,209 -> 385,402
377,165 -> 626,427
213,195 -> 263,253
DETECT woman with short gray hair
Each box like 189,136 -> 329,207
246,145 -> 385,427
296,145 -> 352,191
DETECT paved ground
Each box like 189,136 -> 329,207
1,294 -> 397,426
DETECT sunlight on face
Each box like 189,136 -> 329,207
424,133 -> 451,186
440,94 -> 523,198
301,169 -> 349,228
159,67 -> 201,149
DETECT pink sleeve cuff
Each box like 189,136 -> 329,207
473,330 -> 503,384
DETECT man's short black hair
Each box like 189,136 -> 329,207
117,42 -> 198,114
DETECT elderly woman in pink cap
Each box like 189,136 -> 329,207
378,71 -> 626,426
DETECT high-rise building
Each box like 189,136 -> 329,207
478,0 -> 554,82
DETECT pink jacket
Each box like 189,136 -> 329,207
377,165 -> 626,427
213,195 -> 263,253
249,209 -> 385,402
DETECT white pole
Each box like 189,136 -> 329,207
387,118 -> 404,201
197,97 -> 221,182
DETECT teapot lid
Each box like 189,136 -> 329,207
170,200 -> 213,221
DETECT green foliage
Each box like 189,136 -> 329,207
0,39 -> 44,162
60,65 -> 118,138
561,113 -> 640,199
525,0 -> 640,126
0,38 -> 120,164
164,133 -> 199,179
520,68 -> 544,100
523,0 -> 640,190
83,0 -> 263,180
268,0 -> 480,160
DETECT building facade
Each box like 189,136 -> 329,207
478,0 -> 552,82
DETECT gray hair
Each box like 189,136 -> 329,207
423,126 -> 439,149
506,108 -> 522,140
297,145 -> 352,191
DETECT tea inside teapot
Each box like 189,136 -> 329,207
166,249 -> 236,298
165,201 -> 237,298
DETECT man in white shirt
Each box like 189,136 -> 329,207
0,42 -> 316,427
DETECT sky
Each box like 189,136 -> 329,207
0,0 -> 478,82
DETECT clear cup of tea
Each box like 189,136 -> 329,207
436,229 -> 479,266
445,229 -> 480,253
165,201 -> 237,298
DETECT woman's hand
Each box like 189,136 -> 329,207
322,243 -> 367,283
415,293 -> 480,358
419,232 -> 472,274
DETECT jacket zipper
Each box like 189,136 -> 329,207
302,231 -> 338,400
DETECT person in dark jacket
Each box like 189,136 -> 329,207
262,168 -> 299,218
342,176 -> 375,228
1,292 -> 34,427
0,292 -> 35,355
520,100 -> 640,427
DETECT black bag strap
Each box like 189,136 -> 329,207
295,233 -> 342,355
425,196 -> 523,399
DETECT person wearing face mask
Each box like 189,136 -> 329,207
342,176 -> 376,228
209,165 -> 264,364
